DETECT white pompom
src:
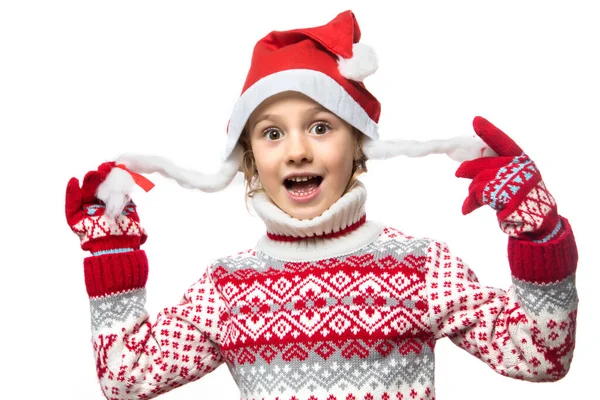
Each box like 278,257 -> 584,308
337,42 -> 378,82
445,136 -> 498,161
96,167 -> 136,220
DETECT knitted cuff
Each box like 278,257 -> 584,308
84,250 -> 148,297
81,235 -> 141,253
508,217 -> 577,284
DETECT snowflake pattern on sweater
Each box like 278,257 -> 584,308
85,221 -> 578,400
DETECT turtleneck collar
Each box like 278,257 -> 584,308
252,181 -> 367,239
251,181 -> 384,261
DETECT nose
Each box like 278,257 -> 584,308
286,131 -> 313,164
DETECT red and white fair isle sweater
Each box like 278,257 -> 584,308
84,182 -> 578,400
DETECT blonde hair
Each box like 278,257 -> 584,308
239,126 -> 368,200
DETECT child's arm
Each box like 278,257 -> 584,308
427,117 -> 578,381
425,224 -> 577,381
66,164 -> 228,399
86,254 -> 227,398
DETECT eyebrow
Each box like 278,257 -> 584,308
251,114 -> 277,131
251,106 -> 331,131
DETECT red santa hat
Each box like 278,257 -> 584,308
105,10 -> 492,217
223,10 -> 381,160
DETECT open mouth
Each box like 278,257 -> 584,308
284,175 -> 323,197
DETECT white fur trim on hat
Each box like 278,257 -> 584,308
337,43 -> 378,82
225,69 -> 379,160
362,135 -> 497,162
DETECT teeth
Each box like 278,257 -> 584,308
287,175 -> 316,182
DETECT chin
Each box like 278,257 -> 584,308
284,204 -> 325,221
272,184 -> 340,220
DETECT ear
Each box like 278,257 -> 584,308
353,145 -> 362,161
353,128 -> 366,160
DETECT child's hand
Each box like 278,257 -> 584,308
455,116 -> 559,239
65,162 -> 147,253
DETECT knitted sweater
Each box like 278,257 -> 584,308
84,182 -> 578,400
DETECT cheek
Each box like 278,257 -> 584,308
324,145 -> 354,178
254,152 -> 278,184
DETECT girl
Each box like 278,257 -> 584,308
65,10 -> 578,400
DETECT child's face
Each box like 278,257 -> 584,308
247,91 -> 357,220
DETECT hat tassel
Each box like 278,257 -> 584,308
97,145 -> 244,218
362,135 -> 497,162
115,144 -> 243,191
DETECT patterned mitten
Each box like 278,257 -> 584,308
455,117 -> 561,241
65,162 -> 147,254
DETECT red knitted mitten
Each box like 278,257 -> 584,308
455,117 -> 560,240
65,162 -> 147,253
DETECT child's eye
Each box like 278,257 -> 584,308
310,122 -> 332,135
263,128 -> 283,141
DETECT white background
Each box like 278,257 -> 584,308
1,1 -> 597,399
